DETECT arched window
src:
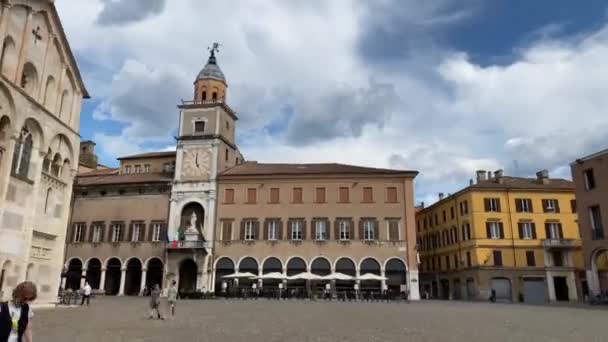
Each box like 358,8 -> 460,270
11,128 -> 33,178
43,76 -> 56,108
212,92 -> 217,101
0,37 -> 17,79
51,154 -> 62,177
20,63 -> 38,96
201,91 -> 207,101
44,188 -> 53,214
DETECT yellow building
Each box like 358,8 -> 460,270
417,169 -> 583,303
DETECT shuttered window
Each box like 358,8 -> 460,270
386,187 -> 397,203
315,187 -> 326,203
339,187 -> 349,203
388,220 -> 399,241
224,189 -> 235,204
515,198 -> 533,213
247,188 -> 257,204
269,188 -> 280,204
518,222 -> 536,240
222,221 -> 232,241
293,188 -> 303,203
486,221 -> 504,239
484,198 -> 501,212
542,199 -> 560,213
363,187 -> 373,203
526,251 -> 536,266
493,250 -> 503,266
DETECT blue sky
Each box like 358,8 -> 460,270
58,0 -> 608,205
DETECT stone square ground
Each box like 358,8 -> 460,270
34,297 -> 606,341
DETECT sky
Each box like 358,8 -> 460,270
57,0 -> 608,206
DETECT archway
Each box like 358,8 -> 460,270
146,258 -> 163,289
86,259 -> 102,289
178,259 -> 198,294
66,259 -> 82,290
593,249 -> 608,295
310,258 -> 331,294
359,258 -> 382,294
286,257 -> 307,293
104,258 -> 122,295
262,257 -> 282,289
385,258 -> 407,294
180,202 -> 205,240
20,62 -> 38,96
214,257 -> 235,294
238,257 -> 258,289
124,258 -> 142,296
491,277 -> 512,302
335,258 -> 356,293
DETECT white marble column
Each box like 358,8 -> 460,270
408,270 -> 420,300
118,267 -> 126,296
140,268 -> 147,295
80,269 -> 87,288
99,268 -> 106,291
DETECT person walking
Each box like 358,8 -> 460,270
167,281 -> 178,319
149,284 -> 163,320
0,281 -> 37,342
80,282 -> 92,306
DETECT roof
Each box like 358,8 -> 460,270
76,171 -> 173,186
219,162 -> 418,177
196,54 -> 225,82
117,151 -> 176,161
572,148 -> 608,164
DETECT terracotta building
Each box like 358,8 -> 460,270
63,46 -> 421,299
571,149 -> 608,298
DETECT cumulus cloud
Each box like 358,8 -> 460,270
97,0 -> 166,26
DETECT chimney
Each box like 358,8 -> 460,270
536,169 -> 550,184
421,201 -> 425,208
476,170 -> 486,183
438,193 -> 444,201
487,171 -> 492,180
469,179 -> 474,186
494,169 -> 504,184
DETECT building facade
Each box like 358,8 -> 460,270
0,1 -> 88,303
63,47 -> 422,299
571,149 -> 608,298
417,170 -> 583,303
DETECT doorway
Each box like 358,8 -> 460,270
554,276 -> 569,301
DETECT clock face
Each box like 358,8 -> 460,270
181,148 -> 211,179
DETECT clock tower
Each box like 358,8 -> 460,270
166,44 -> 242,292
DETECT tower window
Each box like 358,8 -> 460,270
194,121 -> 205,133
212,92 -> 217,101
201,91 -> 207,101
225,148 -> 229,161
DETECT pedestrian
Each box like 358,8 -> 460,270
80,282 -> 92,306
167,281 -> 178,319
489,289 -> 497,303
149,284 -> 163,320
0,281 -> 37,342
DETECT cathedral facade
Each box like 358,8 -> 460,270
64,47 -> 421,300
0,1 -> 88,303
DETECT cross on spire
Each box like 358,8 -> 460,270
207,42 -> 221,64
32,26 -> 42,44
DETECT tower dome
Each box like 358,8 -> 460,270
196,43 -> 225,82
193,43 -> 227,103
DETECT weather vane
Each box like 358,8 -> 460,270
208,42 -> 221,58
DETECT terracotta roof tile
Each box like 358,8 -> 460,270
117,151 -> 176,160
471,176 -> 575,190
76,172 -> 173,186
219,162 -> 417,177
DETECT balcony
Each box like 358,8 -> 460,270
542,239 -> 579,249
166,240 -> 211,250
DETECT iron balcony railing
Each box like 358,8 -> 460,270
166,240 -> 211,249
542,238 -> 578,248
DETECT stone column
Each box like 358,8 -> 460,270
380,269 -> 387,293
118,267 -> 126,296
140,268 -> 147,295
258,267 -> 263,289
355,269 -> 361,300
61,275 -> 67,289
80,269 -> 87,288
99,268 -> 106,291
408,270 -> 420,300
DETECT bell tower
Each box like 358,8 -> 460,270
193,43 -> 227,103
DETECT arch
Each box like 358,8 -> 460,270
41,148 -> 51,173
178,258 -> 198,294
590,248 -> 608,296
0,36 -> 17,79
85,258 -> 102,289
490,277 -> 512,302
66,258 -> 83,290
212,92 -> 218,101
385,258 -> 407,293
124,256 -> 143,267
50,152 -> 62,177
0,115 -> 11,143
47,133 -> 75,166
20,62 -> 39,96
285,257 -> 307,276
145,258 -> 163,290
43,75 -> 56,108
103,256 -> 123,268
262,257 -> 282,274
383,257 -> 408,271
334,257 -> 356,275
214,257 -> 235,294
310,257 -> 331,276
124,258 -> 143,296
236,256 -> 259,271
359,257 -> 382,275
104,257 -> 122,295
179,202 -> 205,239
201,90 -> 207,101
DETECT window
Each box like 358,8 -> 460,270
225,148 -> 229,162
292,188 -> 303,203
445,256 -> 451,270
423,218 -> 428,229
570,199 -> 577,213
152,223 -> 161,242
291,220 -> 303,241
434,214 -> 438,225
363,187 -> 373,202
269,188 -> 279,204
486,221 -> 504,239
584,169 -> 596,190
314,220 -> 327,240
545,222 -> 563,240
339,187 -> 349,203
453,254 -> 458,269
247,188 -> 257,204
338,220 -> 351,240
315,187 -> 326,203
590,205 -> 604,240
244,221 -> 256,241
388,220 -> 399,241
73,224 -> 85,243
552,251 -> 564,267
134,165 -> 141,174
267,220 -> 278,241
125,165 -> 131,174
131,223 -> 143,242
221,221 -> 232,241
542,199 -> 560,213
515,198 -> 533,213
466,252 -> 472,267
386,187 -> 397,203
212,92 -> 217,100
224,189 -> 235,204
484,198 -> 501,212
463,201 -> 468,214
194,121 -> 205,133
518,222 -> 536,240
144,164 -> 150,173
362,219 -> 376,241
226,121 -> 230,130
110,224 -> 123,242
450,207 -> 455,219
493,250 -> 503,266
526,251 -> 536,266
201,91 -> 206,101
11,128 -> 33,178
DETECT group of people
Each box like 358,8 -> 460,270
148,281 -> 178,320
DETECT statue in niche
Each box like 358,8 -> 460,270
186,211 -> 198,234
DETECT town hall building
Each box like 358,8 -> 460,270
63,45 -> 421,300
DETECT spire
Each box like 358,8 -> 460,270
196,42 -> 225,82
207,42 -> 220,65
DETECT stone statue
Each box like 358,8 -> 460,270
187,212 -> 198,233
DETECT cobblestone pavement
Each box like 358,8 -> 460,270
34,297 -> 606,342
